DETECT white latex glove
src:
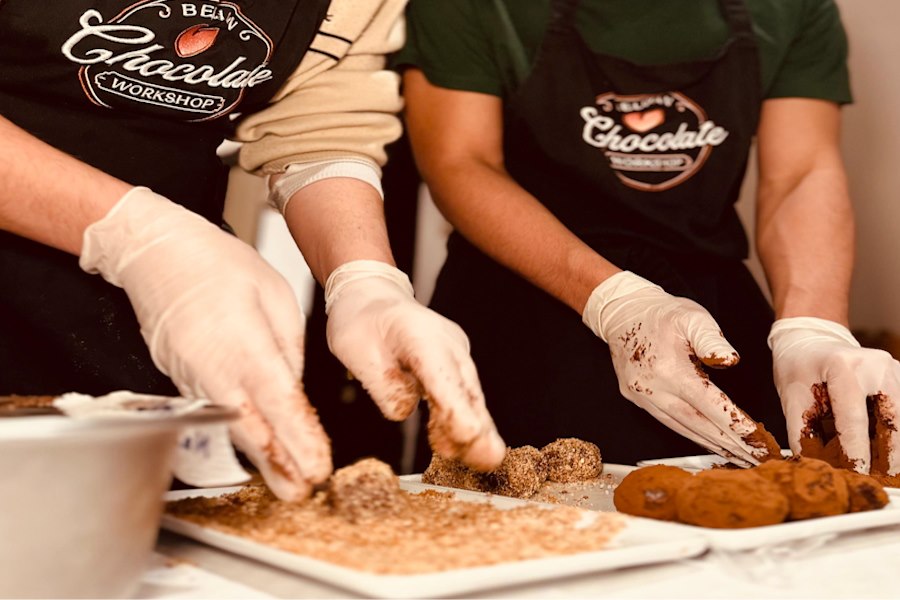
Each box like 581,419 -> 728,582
80,187 -> 332,501
769,317 -> 900,475
324,260 -> 506,470
583,271 -> 777,466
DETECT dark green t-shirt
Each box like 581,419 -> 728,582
395,0 -> 852,103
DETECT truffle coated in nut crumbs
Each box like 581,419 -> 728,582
485,446 -> 547,498
423,447 -> 548,499
326,458 -> 408,522
541,438 -> 603,483
422,454 -> 488,492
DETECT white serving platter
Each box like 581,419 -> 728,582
671,499 -> 900,551
634,454 -> 900,550
637,454 -> 900,497
410,460 -> 900,553
162,482 -> 707,599
636,452 -> 792,472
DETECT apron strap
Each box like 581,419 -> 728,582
719,0 -> 755,40
489,0 -> 531,89
236,0 -> 331,112
718,0 -> 762,108
548,0 -> 580,34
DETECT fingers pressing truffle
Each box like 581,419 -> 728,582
422,438 -> 604,498
485,445 -> 548,498
423,446 -> 547,498
326,458 -> 408,522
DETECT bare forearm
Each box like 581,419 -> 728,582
403,69 -> 617,313
281,177 -> 395,285
754,99 -> 854,326
427,159 -> 619,314
0,115 -> 129,255
757,163 -> 854,326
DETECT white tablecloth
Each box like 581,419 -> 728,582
151,523 -> 900,599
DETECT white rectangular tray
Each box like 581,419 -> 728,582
162,481 -> 707,599
637,452 -> 791,472
637,453 -> 900,496
673,500 -> 900,551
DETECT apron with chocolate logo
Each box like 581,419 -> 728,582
425,0 -> 787,467
0,0 -> 329,394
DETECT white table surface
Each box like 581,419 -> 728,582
153,521 -> 900,599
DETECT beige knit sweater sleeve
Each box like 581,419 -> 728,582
234,0 -> 406,176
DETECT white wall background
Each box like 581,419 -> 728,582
836,0 -> 900,331
739,0 -> 900,333
226,0 -> 900,334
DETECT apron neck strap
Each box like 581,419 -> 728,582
548,0 -> 754,39
719,0 -> 755,39
548,0 -> 580,34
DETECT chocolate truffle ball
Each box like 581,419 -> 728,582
541,438 -> 603,483
675,469 -> 789,529
756,456 -> 849,520
483,445 -> 547,498
326,458 -> 408,522
614,465 -> 693,521
422,454 -> 487,492
840,470 -> 889,513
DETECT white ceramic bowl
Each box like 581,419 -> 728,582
0,405 -> 235,598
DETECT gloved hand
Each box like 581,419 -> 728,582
769,317 -> 900,475
324,260 -> 506,471
80,187 -> 332,501
583,271 -> 777,466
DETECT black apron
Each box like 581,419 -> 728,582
0,0 -> 329,394
423,0 -> 787,468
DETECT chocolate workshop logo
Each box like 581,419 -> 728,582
580,92 -> 730,192
61,0 -> 274,122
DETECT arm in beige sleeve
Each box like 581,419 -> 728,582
402,69 -> 619,314
235,0 -> 406,184
235,2 -> 507,471
239,0 -> 407,281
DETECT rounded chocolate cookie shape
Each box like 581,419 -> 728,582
757,456 -> 849,520
614,465 -> 693,521
676,469 -> 789,528
840,470 -> 890,513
